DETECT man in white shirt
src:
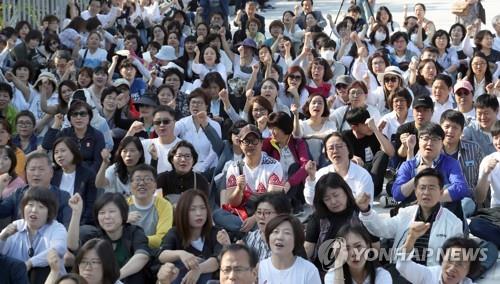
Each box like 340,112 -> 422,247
454,80 -> 475,126
431,74 -> 456,123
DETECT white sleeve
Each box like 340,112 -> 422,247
358,208 -> 402,239
304,177 -> 316,205
192,62 -> 208,77
396,256 -> 435,284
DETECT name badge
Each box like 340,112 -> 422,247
465,160 -> 474,167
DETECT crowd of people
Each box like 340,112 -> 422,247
0,0 -> 499,283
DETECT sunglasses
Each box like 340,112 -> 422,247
384,76 -> 399,83
153,119 -> 173,126
335,83 -> 348,89
455,90 -> 470,97
70,111 -> 89,118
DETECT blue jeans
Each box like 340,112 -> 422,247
213,208 -> 243,232
470,217 -> 500,247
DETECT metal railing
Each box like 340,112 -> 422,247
1,0 -> 85,28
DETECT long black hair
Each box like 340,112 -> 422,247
114,136 -> 145,184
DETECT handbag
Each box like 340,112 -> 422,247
451,1 -> 471,17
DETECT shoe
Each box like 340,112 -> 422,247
379,195 -> 398,208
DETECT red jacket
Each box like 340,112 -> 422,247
262,137 -> 310,187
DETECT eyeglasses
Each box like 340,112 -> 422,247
190,100 -> 205,106
252,107 -> 267,114
153,119 -> 173,126
417,185 -> 439,192
472,62 -> 487,67
326,143 -> 345,151
70,111 -> 89,118
240,138 -> 260,146
174,153 -> 192,160
348,90 -> 364,97
288,74 -> 302,81
17,121 -> 33,127
419,135 -> 442,142
384,76 -> 399,83
79,259 -> 102,268
220,266 -> 252,274
131,176 -> 155,184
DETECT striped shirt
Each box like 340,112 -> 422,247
245,230 -> 271,261
444,140 -> 484,191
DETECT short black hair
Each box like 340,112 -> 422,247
68,100 -> 94,122
219,244 -> 258,268
25,29 -> 42,42
439,237 -> 482,277
153,105 -> 176,119
431,30 -> 451,49
435,73 -> 453,88
390,31 -> 409,44
264,215 -> 305,256
0,82 -> 13,99
130,163 -> 157,180
93,193 -> 129,227
475,94 -> 499,112
418,122 -> 445,140
491,120 -> 500,137
52,137 -> 83,168
440,110 -> 465,130
100,86 -> 119,105
20,187 -> 59,223
267,111 -> 293,135
255,191 -> 292,215
168,140 -> 199,166
345,107 -> 371,125
347,5 -> 361,13
414,167 -> 444,189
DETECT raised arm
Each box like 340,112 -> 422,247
95,149 -> 111,189
67,193 -> 83,251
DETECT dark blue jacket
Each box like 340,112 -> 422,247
0,185 -> 71,227
41,126 -> 105,174
0,254 -> 29,284
51,164 -> 97,225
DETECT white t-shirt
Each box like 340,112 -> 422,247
226,153 -> 283,194
104,163 -> 131,196
258,256 -> 321,284
324,267 -> 392,284
59,171 -> 76,195
380,110 -> 414,140
141,137 -> 182,174
298,119 -> 337,163
79,48 -> 108,69
479,151 -> 500,207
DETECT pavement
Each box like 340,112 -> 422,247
228,0 -> 500,282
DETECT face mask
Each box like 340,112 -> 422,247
321,50 -> 335,61
410,33 -> 418,43
375,31 -> 386,42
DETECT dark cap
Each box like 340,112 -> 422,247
335,75 -> 353,86
241,38 -> 257,49
134,96 -> 157,108
238,124 -> 262,140
412,95 -> 434,109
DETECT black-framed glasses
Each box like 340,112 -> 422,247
153,119 -> 173,126
220,266 -> 252,274
174,153 -> 193,160
17,121 -> 33,127
131,176 -> 155,184
288,74 -> 302,81
70,111 -> 89,118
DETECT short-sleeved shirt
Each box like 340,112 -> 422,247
104,164 -> 131,196
342,130 -> 382,163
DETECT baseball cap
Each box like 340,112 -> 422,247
412,95 -> 434,109
238,124 -> 262,140
454,80 -> 473,93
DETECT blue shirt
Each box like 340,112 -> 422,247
0,219 -> 67,270
392,153 -> 471,202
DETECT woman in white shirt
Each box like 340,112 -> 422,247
78,31 -> 107,69
324,224 -> 392,284
258,214 -> 321,284
292,94 -> 336,164
464,52 -> 494,100
175,88 -> 221,175
192,45 -> 227,81
379,88 -> 414,142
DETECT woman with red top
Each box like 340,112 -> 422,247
305,57 -> 335,99
263,111 -> 312,213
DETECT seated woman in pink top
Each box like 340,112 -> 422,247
0,145 -> 26,199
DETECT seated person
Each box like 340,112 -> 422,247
343,107 -> 395,197
471,120 -> 500,247
12,111 -> 41,155
0,188 -> 67,282
358,168 -> 463,268
462,94 -> 499,155
127,164 -> 173,249
158,189 -> 220,284
218,244 -> 258,284
67,193 -> 151,283
263,112 -> 311,212
391,122 -> 470,220
156,141 -> 210,203
304,132 -> 374,205
213,125 -> 283,232
217,191 -> 292,261
397,233 -> 480,284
